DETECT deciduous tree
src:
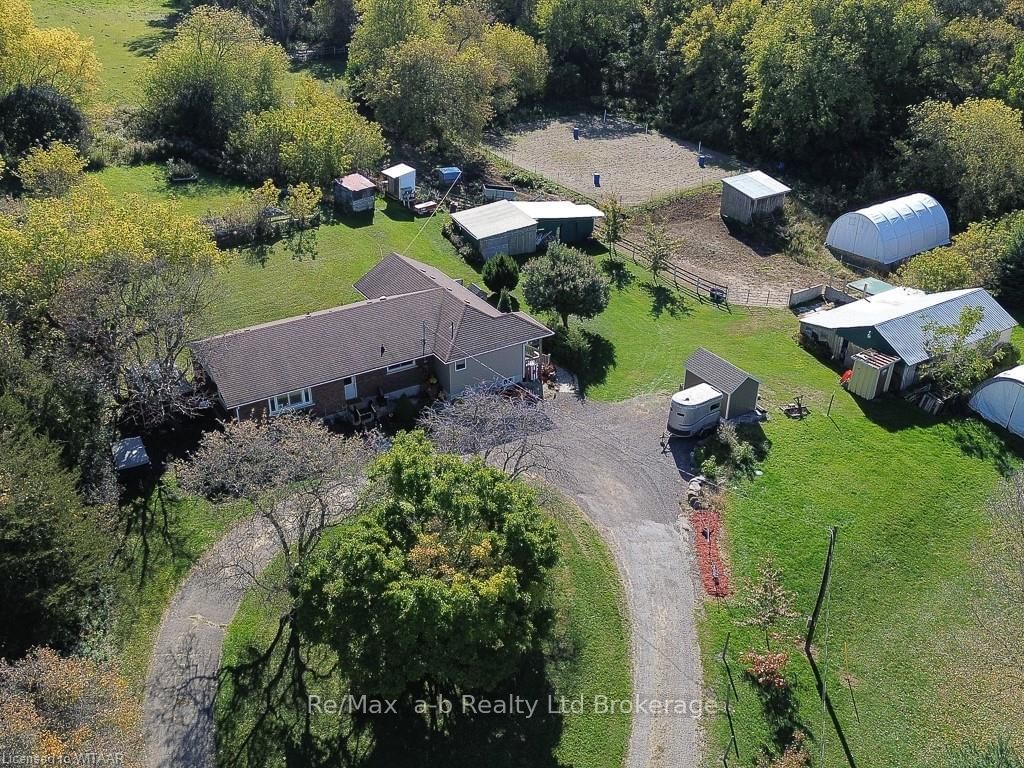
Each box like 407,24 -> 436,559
283,182 -> 320,261
418,386 -> 558,479
638,218 -> 674,284
230,77 -> 388,187
0,0 -> 100,105
897,247 -> 977,293
176,415 -> 369,592
741,556 -> 798,650
922,305 -> 1006,397
347,0 -> 439,82
367,35 -> 496,148
142,7 -> 289,149
294,432 -> 558,704
522,242 -> 610,328
898,98 -> 1024,224
0,84 -> 86,163
0,648 -> 143,765
15,141 -> 87,198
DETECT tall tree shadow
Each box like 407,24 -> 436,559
576,330 -> 616,396
601,257 -> 634,290
640,281 -> 691,319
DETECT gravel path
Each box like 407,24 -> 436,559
542,393 -> 704,768
143,514 -> 285,768
143,394 -> 703,768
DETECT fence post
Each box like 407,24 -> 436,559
746,288 -> 750,304
766,288 -> 771,306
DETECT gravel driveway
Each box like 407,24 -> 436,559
541,393 -> 704,768
143,394 -> 703,768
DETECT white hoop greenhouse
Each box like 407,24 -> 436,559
969,366 -> 1024,438
825,193 -> 950,269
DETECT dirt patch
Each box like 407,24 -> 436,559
487,114 -> 741,205
637,191 -> 851,304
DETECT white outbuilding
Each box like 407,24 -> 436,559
825,193 -> 950,271
720,171 -> 791,224
969,366 -> 1024,438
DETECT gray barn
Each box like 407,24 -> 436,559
720,171 -> 790,224
684,347 -> 761,419
451,200 -> 538,260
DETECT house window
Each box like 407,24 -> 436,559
454,359 -> 467,372
269,388 -> 312,414
386,360 -> 416,374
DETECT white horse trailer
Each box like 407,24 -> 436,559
667,384 -> 723,437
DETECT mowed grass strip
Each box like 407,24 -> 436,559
216,493 -> 632,768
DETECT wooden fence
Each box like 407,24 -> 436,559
612,233 -> 732,305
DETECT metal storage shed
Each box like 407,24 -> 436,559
451,200 -> 538,260
509,201 -> 605,243
720,171 -> 791,224
970,365 -> 1024,437
683,347 -> 761,419
825,193 -> 950,270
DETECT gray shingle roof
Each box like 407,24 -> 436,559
685,347 -> 760,393
192,254 -> 552,409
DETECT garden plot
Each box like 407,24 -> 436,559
488,114 -> 740,205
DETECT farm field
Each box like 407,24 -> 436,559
487,114 -> 741,205
215,491 -> 632,768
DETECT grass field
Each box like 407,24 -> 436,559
575,258 -> 1024,764
29,0 -> 175,103
215,491 -> 632,768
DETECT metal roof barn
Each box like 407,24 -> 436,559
451,200 -> 539,260
720,171 -> 790,224
825,193 -> 950,269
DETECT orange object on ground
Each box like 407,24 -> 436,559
690,508 -> 731,597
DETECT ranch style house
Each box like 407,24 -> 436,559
190,253 -> 553,421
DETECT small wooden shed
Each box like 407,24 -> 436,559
684,347 -> 761,419
381,163 -> 416,203
720,171 -> 791,224
334,173 -> 376,214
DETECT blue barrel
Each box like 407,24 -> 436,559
573,127 -> 580,141
698,154 -> 706,168
593,173 -> 601,188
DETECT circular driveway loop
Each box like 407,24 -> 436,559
143,394 -> 703,768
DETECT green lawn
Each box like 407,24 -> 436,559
29,0 -> 175,104
205,200 -> 479,335
111,476 -> 248,689
94,163 -> 249,218
216,491 -> 631,768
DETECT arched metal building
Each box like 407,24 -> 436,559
825,193 -> 950,270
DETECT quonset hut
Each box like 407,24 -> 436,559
825,193 -> 950,271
